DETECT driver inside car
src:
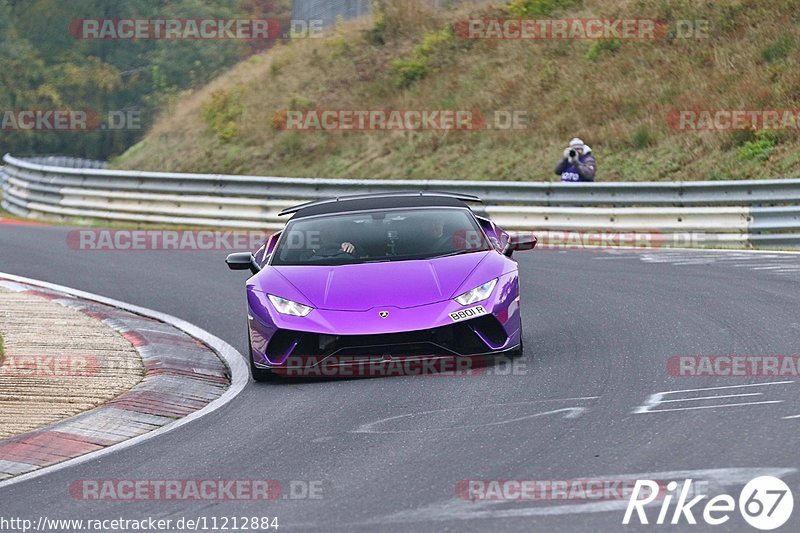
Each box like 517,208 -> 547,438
303,224 -> 360,259
420,216 -> 453,253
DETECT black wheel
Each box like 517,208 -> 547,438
509,341 -> 524,357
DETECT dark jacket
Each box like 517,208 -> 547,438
555,150 -> 597,182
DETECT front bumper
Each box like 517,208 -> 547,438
253,343 -> 522,379
247,272 -> 521,372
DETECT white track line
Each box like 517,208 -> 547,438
658,392 -> 763,403
642,400 -> 783,413
0,272 -> 250,490
655,381 -> 794,395
360,467 -> 797,525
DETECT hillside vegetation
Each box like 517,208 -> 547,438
0,0 -> 290,159
114,0 -> 800,181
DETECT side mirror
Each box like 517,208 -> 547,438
503,232 -> 537,257
226,252 -> 261,275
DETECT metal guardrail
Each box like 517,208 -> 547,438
2,154 -> 799,248
17,155 -> 109,170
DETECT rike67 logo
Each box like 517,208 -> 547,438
624,476 -> 793,530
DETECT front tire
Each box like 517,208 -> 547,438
509,341 -> 524,357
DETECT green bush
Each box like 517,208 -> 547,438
761,35 -> 794,63
330,36 -> 352,59
270,61 -> 283,77
363,6 -> 387,45
201,90 -> 243,143
275,132 -> 305,158
419,28 -> 453,54
391,57 -> 429,88
708,171 -> 729,181
724,129 -> 756,150
507,0 -> 583,17
585,38 -> 622,60
736,131 -> 776,161
288,94 -> 315,110
391,27 -> 454,88
631,127 -> 654,150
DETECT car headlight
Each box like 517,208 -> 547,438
454,278 -> 497,306
267,294 -> 313,317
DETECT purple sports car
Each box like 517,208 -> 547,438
226,192 -> 536,380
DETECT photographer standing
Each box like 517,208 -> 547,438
555,138 -> 597,182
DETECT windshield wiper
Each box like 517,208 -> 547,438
343,249 -> 486,264
430,249 -> 484,259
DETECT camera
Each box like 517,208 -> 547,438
568,149 -> 577,158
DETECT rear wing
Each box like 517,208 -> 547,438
278,191 -> 482,217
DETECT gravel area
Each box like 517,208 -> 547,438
0,287 -> 144,439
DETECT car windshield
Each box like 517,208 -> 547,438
271,207 -> 492,266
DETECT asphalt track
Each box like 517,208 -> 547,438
1,223 -> 799,532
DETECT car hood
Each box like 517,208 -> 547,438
255,251 -> 495,311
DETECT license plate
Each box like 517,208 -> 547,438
449,305 -> 488,322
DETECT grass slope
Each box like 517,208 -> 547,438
113,0 -> 800,182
